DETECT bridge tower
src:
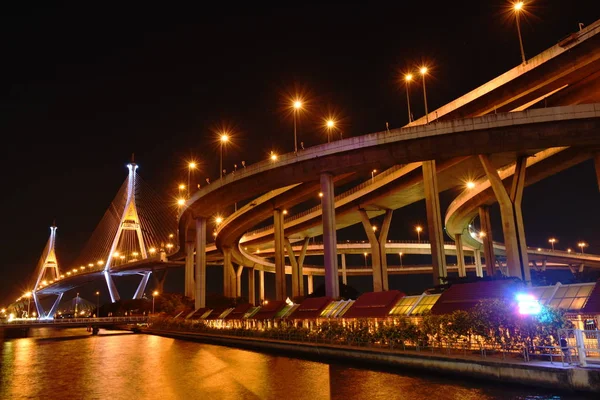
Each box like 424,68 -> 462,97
103,158 -> 151,302
32,222 -> 63,319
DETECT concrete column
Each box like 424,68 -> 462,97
259,270 -> 265,302
541,259 -> 547,272
285,237 -> 309,299
474,249 -> 483,278
307,274 -> 314,295
595,153 -> 600,192
479,155 -> 530,282
194,217 -> 207,309
236,265 -> 243,298
422,160 -> 447,285
357,209 -> 393,291
223,247 -> 236,298
273,208 -> 286,301
248,268 -> 255,305
478,206 -> 496,276
378,210 -> 393,290
185,241 -> 195,298
358,209 -> 382,291
320,172 -> 339,298
341,253 -> 347,285
455,233 -> 466,277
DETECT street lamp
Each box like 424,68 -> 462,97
416,226 -> 423,243
293,99 -> 303,154
326,119 -> 335,143
187,162 -> 197,198
513,1 -> 527,65
399,252 -> 403,267
220,133 -> 229,179
578,242 -> 587,254
404,73 -> 413,123
152,291 -> 159,314
466,181 -> 475,189
371,169 -> 377,183
95,291 -> 100,317
419,67 -> 429,123
363,252 -> 368,267
548,238 -> 557,251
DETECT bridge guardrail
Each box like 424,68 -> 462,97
0,316 -> 148,326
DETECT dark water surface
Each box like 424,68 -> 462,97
0,328 -> 594,399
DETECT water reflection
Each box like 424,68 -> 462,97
0,329 -> 593,400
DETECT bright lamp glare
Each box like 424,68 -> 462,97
516,293 -> 541,315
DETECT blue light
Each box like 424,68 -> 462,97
516,293 -> 541,315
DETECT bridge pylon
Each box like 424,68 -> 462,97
32,222 -> 62,319
103,161 -> 150,303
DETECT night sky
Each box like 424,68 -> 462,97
2,1 -> 600,306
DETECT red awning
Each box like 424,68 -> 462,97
430,280 -> 522,315
343,290 -> 404,318
224,303 -> 254,320
189,307 -> 211,319
581,279 -> 600,314
288,296 -> 333,319
250,300 -> 287,320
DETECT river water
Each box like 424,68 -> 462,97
0,328 -> 594,399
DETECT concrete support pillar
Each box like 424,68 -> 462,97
455,233 -> 466,277
285,237 -> 309,299
341,253 -> 347,285
358,209 -> 392,291
320,172 -> 339,298
474,249 -> 483,278
273,208 -> 286,301
259,270 -> 265,303
422,160 -> 447,285
479,155 -> 530,282
248,268 -> 255,305
307,274 -> 314,295
152,269 -> 168,293
541,259 -> 547,272
185,241 -> 195,298
223,247 -> 231,297
478,205 -> 496,276
195,217 -> 207,309
595,153 -> 600,192
236,265 -> 243,298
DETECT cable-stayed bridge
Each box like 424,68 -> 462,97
25,158 -> 179,319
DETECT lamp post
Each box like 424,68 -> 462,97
187,162 -> 196,198
152,291 -> 159,314
326,119 -> 335,143
371,169 -> 377,183
220,133 -> 229,179
293,100 -> 302,153
578,242 -> 587,254
95,291 -> 100,317
363,252 -> 368,268
548,238 -> 557,251
513,1 -> 527,64
405,73 -> 413,123
419,67 -> 429,123
399,252 -> 403,267
416,226 -> 423,243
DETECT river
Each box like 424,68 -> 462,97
0,328 -> 594,399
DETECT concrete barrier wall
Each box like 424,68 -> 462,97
147,329 -> 600,394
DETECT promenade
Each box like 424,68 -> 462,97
145,328 -> 600,394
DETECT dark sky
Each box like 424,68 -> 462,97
2,1 -> 600,306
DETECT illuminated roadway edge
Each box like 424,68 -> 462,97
178,104 -> 600,264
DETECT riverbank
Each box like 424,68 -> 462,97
145,328 -> 600,394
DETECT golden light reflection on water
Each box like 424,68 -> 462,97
0,329 -> 587,400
